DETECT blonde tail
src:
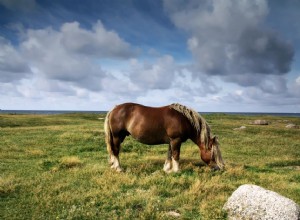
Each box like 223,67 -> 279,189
104,111 -> 113,156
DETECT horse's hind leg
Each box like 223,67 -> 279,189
110,136 -> 123,172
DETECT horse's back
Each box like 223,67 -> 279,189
110,103 -> 166,121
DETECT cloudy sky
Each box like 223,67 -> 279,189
0,0 -> 299,112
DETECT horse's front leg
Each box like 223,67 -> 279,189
171,138 -> 181,172
164,138 -> 181,173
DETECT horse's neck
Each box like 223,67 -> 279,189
190,132 -> 202,148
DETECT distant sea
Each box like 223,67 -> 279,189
1,110 -> 299,117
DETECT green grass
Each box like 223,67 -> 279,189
1,113 -> 299,219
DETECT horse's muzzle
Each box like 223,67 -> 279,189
210,165 -> 221,172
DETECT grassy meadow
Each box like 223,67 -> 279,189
1,113 -> 299,219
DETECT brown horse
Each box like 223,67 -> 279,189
104,103 -> 224,173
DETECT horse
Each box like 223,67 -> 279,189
104,103 -> 224,173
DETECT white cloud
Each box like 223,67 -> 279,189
128,55 -> 176,90
17,20 -> 136,91
296,76 -> 300,85
0,37 -> 31,82
101,74 -> 139,96
60,21 -> 136,58
0,19 -> 142,109
289,75 -> 300,99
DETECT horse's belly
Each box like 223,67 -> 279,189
126,111 -> 169,145
135,136 -> 166,145
130,129 -> 168,145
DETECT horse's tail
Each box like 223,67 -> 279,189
104,111 -> 113,156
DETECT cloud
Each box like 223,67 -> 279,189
126,55 -> 220,98
60,21 -> 136,58
101,74 -> 139,96
128,55 -> 176,90
1,18 -> 138,104
164,0 -> 294,84
223,73 -> 288,94
257,75 -> 287,94
289,75 -> 300,99
17,20 -> 136,91
172,68 -> 221,95
0,37 -> 31,82
296,76 -> 300,86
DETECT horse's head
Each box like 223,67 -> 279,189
200,136 -> 225,171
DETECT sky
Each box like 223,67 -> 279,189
0,0 -> 300,112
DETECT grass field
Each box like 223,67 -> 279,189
1,113 -> 299,219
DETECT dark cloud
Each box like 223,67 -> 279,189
233,28 -> 294,75
164,0 -> 294,85
257,76 -> 287,94
223,73 -> 288,95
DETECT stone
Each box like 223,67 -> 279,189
223,184 -> 300,220
166,211 -> 181,217
233,126 -> 246,130
286,124 -> 299,129
251,120 -> 269,125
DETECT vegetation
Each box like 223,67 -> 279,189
1,113 -> 299,219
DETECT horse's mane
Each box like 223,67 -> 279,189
169,103 -> 210,149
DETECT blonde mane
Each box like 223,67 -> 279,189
169,103 -> 210,149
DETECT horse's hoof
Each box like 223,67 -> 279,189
116,167 -> 123,172
210,166 -> 220,172
110,164 -> 123,172
163,166 -> 172,173
163,169 -> 180,174
163,169 -> 172,174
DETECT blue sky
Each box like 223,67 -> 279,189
0,0 -> 299,112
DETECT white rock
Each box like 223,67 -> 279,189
233,126 -> 246,130
286,124 -> 299,129
223,184 -> 300,220
167,211 -> 181,217
251,120 -> 269,125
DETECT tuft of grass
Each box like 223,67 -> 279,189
0,176 -> 18,196
59,156 -> 83,169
